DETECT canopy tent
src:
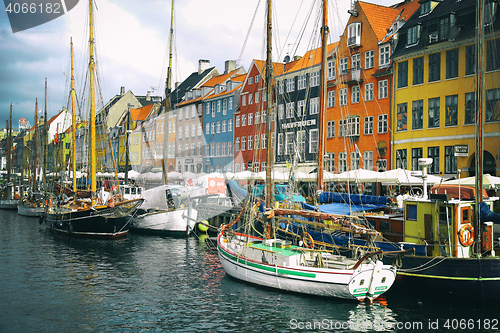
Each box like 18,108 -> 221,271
441,174 -> 500,189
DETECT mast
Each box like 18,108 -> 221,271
6,104 -> 12,184
474,0 -> 485,257
33,99 -> 38,193
89,0 -> 97,202
317,0 -> 329,192
163,0 -> 175,185
265,0 -> 273,209
71,37 -> 77,193
43,78 -> 47,191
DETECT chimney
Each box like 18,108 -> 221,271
224,60 -> 236,74
120,86 -> 125,96
146,91 -> 151,101
198,59 -> 210,74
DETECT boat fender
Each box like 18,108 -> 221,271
302,232 -> 314,248
458,224 -> 474,247
67,222 -> 73,234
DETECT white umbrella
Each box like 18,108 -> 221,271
442,174 -> 500,189
335,169 -> 380,183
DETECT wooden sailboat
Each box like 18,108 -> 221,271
130,0 -> 198,236
217,0 -> 398,302
42,0 -> 143,238
18,81 -> 48,217
0,104 -> 18,209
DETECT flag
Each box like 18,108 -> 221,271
54,132 -> 58,145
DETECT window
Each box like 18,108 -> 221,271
197,142 -> 202,156
278,104 -> 284,119
217,100 -> 221,112
242,95 -> 247,106
412,100 -> 423,130
364,116 -> 373,135
328,91 -> 335,107
228,141 -> 232,155
398,61 -> 408,88
407,25 -> 420,45
298,75 -> 306,89
241,137 -> 246,151
378,114 -> 388,133
285,132 -> 294,155
486,88 -> 500,122
228,98 -> 233,110
347,117 -> 360,136
428,97 -> 440,128
223,99 -> 227,115
191,124 -> 196,137
378,80 -> 388,99
297,130 -> 306,154
365,83 -> 373,101
444,146 -> 457,174
287,78 -> 295,92
248,136 -> 253,150
352,53 -> 361,70
309,129 -> 318,153
197,123 -> 202,136
396,149 -> 408,170
255,75 -> 260,83
340,57 -> 348,74
445,95 -> 458,126
428,147 -> 439,174
428,52 -> 441,82
327,60 -> 335,80
379,45 -> 390,67
340,88 -> 347,106
310,71 -> 320,87
352,86 -> 360,104
339,152 -> 347,173
222,120 -> 226,132
397,103 -> 407,131
413,56 -> 424,85
248,113 -> 253,125
255,135 -> 259,149
277,133 -> 283,155
446,49 -> 459,79
364,151 -> 373,171
465,45 -> 476,76
216,121 -> 221,133
286,103 -> 294,118
351,152 -> 360,170
228,119 -> 233,132
205,103 -> 210,114
278,80 -> 284,94
248,76 -> 253,85
310,97 -> 319,115
420,1 -> 431,15
326,153 -> 335,172
242,114 -> 246,126
339,119 -> 347,137
412,147 -> 423,171
365,50 -> 374,69
297,100 -> 305,116
255,92 -> 260,104
262,134 -> 266,149
212,102 -> 216,117
236,115 -> 240,127
377,159 -> 387,172
439,16 -> 450,40
210,143 -> 215,156
465,92 -> 476,125
327,121 -> 335,138
347,22 -> 361,46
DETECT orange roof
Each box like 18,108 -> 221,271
285,42 -> 338,73
201,67 -> 243,88
359,0 -> 420,43
130,104 -> 154,122
253,59 -> 285,77
47,109 -> 65,125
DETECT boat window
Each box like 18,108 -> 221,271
137,188 -> 142,195
359,279 -> 365,286
461,207 -> 470,224
406,204 -> 417,221
125,188 -> 130,195
380,221 -> 389,232
381,277 -> 386,284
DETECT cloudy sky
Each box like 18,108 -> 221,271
0,0 -> 397,129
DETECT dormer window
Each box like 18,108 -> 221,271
420,1 -> 431,16
347,22 -> 361,47
407,25 -> 420,46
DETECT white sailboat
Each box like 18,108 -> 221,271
218,0 -> 398,302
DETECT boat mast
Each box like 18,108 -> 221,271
265,0 -> 273,209
89,0 -> 97,203
163,0 -> 175,185
71,37 -> 77,193
6,104 -> 12,184
317,0 -> 329,192
33,99 -> 38,193
43,78 -> 47,191
474,0 -> 485,257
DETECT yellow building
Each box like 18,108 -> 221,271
391,0 -> 500,178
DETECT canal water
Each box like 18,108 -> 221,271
0,209 -> 497,332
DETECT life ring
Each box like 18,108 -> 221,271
180,204 -> 185,209
458,224 -> 474,247
302,232 -> 315,248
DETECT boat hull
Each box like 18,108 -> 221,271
218,233 -> 396,301
0,199 -> 18,210
383,254 -> 500,304
43,199 -> 143,239
131,208 -> 197,236
18,204 -> 45,217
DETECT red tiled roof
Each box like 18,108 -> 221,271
285,42 -> 338,73
130,104 -> 154,122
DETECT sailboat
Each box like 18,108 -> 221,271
42,0 -> 143,238
218,0 -> 398,302
18,82 -> 48,217
130,0 -> 198,236
0,104 -> 18,209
